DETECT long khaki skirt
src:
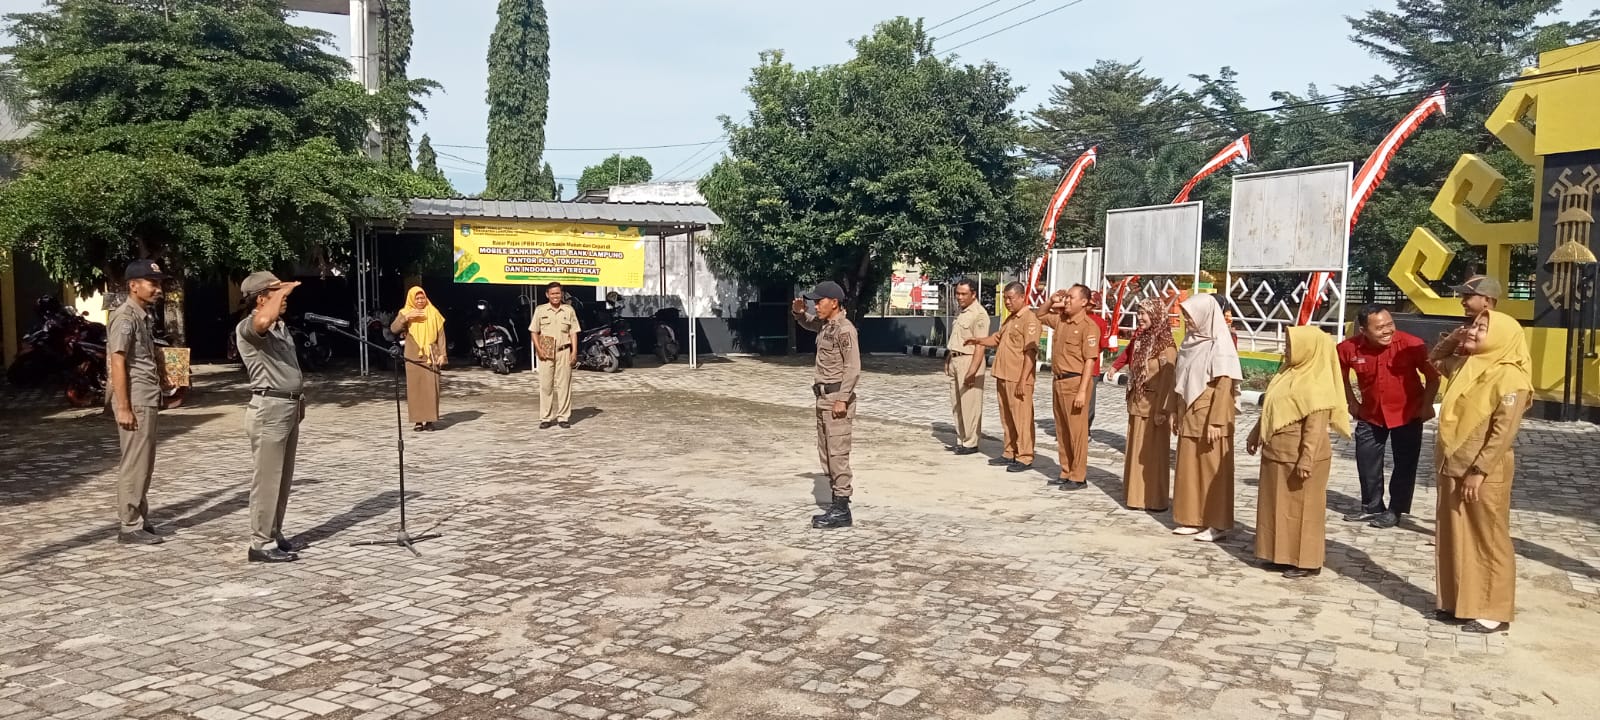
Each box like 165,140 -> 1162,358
1173,434 -> 1234,529
1255,458 -> 1329,569
1123,414 -> 1171,510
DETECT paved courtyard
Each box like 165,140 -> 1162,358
1,354 -> 1598,720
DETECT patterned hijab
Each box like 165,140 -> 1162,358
1127,297 -> 1176,393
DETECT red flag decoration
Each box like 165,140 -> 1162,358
1296,88 -> 1447,326
1172,135 -> 1251,204
1026,147 -> 1098,303
1106,275 -> 1139,345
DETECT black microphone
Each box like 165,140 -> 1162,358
303,312 -> 351,329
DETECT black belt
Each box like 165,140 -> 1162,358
252,389 -> 304,400
1054,372 -> 1082,380
812,382 -> 841,397
948,350 -> 971,356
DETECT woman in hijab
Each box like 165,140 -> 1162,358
1169,294 -> 1244,540
1246,326 -> 1351,578
1122,297 -> 1178,511
1431,310 -> 1532,634
390,287 -> 447,431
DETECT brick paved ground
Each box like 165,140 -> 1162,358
1,354 -> 1597,720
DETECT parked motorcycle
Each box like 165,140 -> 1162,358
363,309 -> 400,371
5,296 -> 109,407
653,306 -> 681,363
469,299 -> 521,374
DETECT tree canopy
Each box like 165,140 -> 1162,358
578,154 -> 652,192
0,0 -> 438,290
701,18 -> 1032,313
483,0 -> 552,200
415,134 -> 456,197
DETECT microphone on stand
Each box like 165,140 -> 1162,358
303,312 -> 352,329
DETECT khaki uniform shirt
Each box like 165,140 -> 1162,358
1178,376 -> 1236,437
107,300 -> 162,408
1249,409 -> 1333,468
798,313 -> 861,402
530,304 -> 581,349
991,308 -> 1041,383
1039,311 -> 1099,377
236,315 -> 304,393
1433,353 -> 1533,478
946,302 -> 991,356
1127,347 -> 1178,418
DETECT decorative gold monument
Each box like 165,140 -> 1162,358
1388,40 -> 1600,408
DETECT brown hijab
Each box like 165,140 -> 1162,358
1128,297 -> 1176,393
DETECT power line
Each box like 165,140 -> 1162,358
933,0 -> 1044,42
939,0 -> 1092,56
653,136 -> 728,180
927,0 -> 1009,31
433,138 -> 724,152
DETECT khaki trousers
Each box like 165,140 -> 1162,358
816,397 -> 856,497
1052,376 -> 1090,482
246,396 -> 301,550
116,406 -> 159,532
947,354 -> 984,448
996,378 -> 1035,464
538,348 -> 574,422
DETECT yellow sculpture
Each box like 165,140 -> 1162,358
1389,40 -> 1600,405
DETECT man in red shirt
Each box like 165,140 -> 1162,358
1337,305 -> 1442,529
1087,291 -> 1111,429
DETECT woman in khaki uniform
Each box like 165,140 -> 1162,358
1170,295 -> 1242,541
1245,326 -> 1351,578
1121,298 -> 1177,511
1432,310 -> 1531,634
391,287 -> 446,431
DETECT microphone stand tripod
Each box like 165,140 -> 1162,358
313,320 -> 442,556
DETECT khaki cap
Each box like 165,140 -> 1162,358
1450,275 -> 1502,300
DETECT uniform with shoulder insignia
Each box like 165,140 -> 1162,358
793,281 -> 861,529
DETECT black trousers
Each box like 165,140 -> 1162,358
1353,419 -> 1424,515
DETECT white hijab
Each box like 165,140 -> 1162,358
1175,295 -> 1243,408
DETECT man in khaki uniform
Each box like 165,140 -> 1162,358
530,282 -> 582,428
792,281 -> 861,529
236,271 -> 307,563
968,282 -> 1041,473
1038,284 -> 1101,490
108,259 -> 173,545
945,278 -> 990,455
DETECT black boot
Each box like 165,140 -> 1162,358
811,496 -> 853,529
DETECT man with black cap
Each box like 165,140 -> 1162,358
236,271 -> 306,562
108,259 -> 173,545
1430,274 -> 1503,363
791,280 -> 861,529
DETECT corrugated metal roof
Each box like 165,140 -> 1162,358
408,198 -> 722,227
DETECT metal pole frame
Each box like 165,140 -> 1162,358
688,229 -> 699,369
356,225 -> 370,376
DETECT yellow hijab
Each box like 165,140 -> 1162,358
1258,326 -> 1352,439
398,286 -> 446,353
1438,310 -> 1532,456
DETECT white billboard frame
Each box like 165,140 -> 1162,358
1043,247 -> 1103,367
1225,162 -> 1354,343
1103,201 -> 1204,282
1100,202 -> 1203,345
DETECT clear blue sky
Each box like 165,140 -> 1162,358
2,0 -> 1592,195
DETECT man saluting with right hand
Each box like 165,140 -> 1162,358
792,281 -> 861,530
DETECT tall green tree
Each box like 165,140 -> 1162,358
578,154 -> 651,192
0,0 -> 434,337
483,0 -> 551,200
415,133 -> 456,196
539,161 -> 559,200
378,0 -> 415,170
702,18 -> 1031,314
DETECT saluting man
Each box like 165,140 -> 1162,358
792,281 -> 861,529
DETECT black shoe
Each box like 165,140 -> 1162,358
1461,620 -> 1509,634
558,421 -> 571,429
142,523 -> 175,537
1342,511 -> 1382,523
1282,567 -> 1321,579
1434,609 -> 1465,624
1005,462 -> 1031,473
539,421 -> 554,429
1369,512 -> 1400,529
248,547 -> 299,563
1059,481 -> 1088,491
952,446 -> 979,456
118,530 -> 165,546
413,423 -> 425,432
274,536 -> 307,553
987,456 -> 1014,466
811,496 -> 852,529
424,423 -> 436,432
1046,477 -> 1068,486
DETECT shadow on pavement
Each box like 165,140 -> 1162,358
0,410 -> 227,508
